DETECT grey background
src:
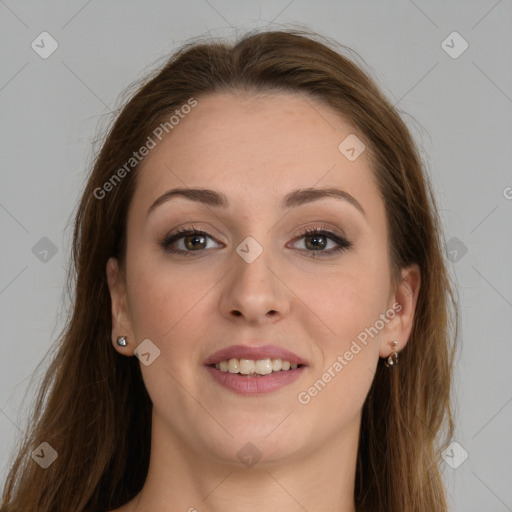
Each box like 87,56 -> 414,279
1,1 -> 511,510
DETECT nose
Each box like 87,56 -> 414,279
219,245 -> 290,325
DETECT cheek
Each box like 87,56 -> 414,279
304,254 -> 391,410
314,261 -> 391,341
125,254 -> 216,359
126,274 -> 177,341
296,269 -> 389,417
124,261 -> 206,398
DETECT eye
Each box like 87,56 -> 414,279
160,226 -> 222,256
159,224 -> 352,258
289,226 -> 352,258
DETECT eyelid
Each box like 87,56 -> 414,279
288,225 -> 352,257
293,223 -> 347,243
160,224 -> 352,257
160,226 -> 223,256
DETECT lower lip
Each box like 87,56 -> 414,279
205,366 -> 305,395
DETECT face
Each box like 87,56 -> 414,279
107,92 -> 419,466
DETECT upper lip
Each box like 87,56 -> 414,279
204,343 -> 308,366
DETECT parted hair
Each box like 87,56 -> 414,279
1,28 -> 456,512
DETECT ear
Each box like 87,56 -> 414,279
106,257 -> 135,356
379,263 -> 421,358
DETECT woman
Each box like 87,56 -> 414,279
1,29 -> 457,511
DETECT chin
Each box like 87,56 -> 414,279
193,413 -> 314,467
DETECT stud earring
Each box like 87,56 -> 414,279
384,340 -> 399,367
116,336 -> 128,347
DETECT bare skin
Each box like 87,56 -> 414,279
106,92 -> 420,512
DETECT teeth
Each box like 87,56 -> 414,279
255,359 -> 273,375
214,358 -> 300,375
228,359 -> 240,373
239,359 -> 255,375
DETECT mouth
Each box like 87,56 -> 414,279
207,358 -> 305,376
204,344 -> 307,395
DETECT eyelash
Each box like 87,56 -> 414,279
159,224 -> 352,259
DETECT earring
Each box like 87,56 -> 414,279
384,340 -> 399,367
116,336 -> 128,347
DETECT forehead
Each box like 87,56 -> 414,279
131,92 -> 379,215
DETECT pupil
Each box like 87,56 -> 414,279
306,234 -> 326,250
185,235 -> 205,250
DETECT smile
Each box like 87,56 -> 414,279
209,358 -> 302,376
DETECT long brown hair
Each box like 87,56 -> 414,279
1,29 -> 457,512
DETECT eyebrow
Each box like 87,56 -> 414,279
147,186 -> 366,218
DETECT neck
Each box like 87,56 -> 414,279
128,412 -> 359,512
